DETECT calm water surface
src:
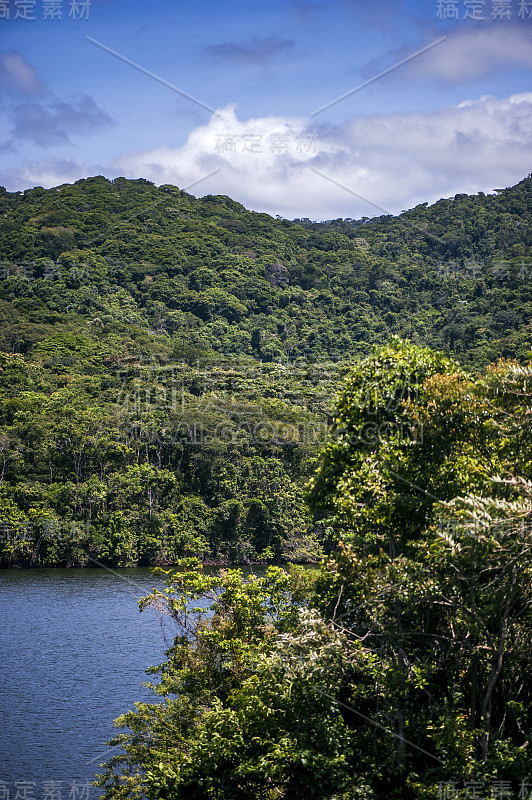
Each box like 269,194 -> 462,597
0,567 -> 181,798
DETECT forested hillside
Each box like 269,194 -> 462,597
2,174 -> 532,363
0,174 -> 531,567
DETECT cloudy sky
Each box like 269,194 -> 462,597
0,0 -> 531,219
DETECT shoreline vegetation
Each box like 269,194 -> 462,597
0,556 -> 321,569
96,329 -> 532,797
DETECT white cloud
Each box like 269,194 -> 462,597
0,158 -> 91,190
110,94 -> 532,219
110,105 -> 340,216
0,50 -> 43,95
0,50 -> 114,151
2,94 -> 530,220
204,36 -> 295,65
12,94 -> 115,146
405,26 -> 532,83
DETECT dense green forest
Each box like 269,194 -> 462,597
97,340 -> 532,800
0,174 -> 531,566
4,174 -> 532,798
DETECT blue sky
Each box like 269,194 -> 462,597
1,0 -> 531,218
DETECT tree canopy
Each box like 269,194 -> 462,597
1,175 -> 532,567
96,342 -> 532,799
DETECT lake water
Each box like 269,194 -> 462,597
0,566 -> 188,799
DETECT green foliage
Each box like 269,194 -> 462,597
307,338 -> 466,554
1,175 -> 532,367
1,175 -> 532,566
86,335 -> 532,800
97,561 -> 327,800
96,349 -> 532,799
